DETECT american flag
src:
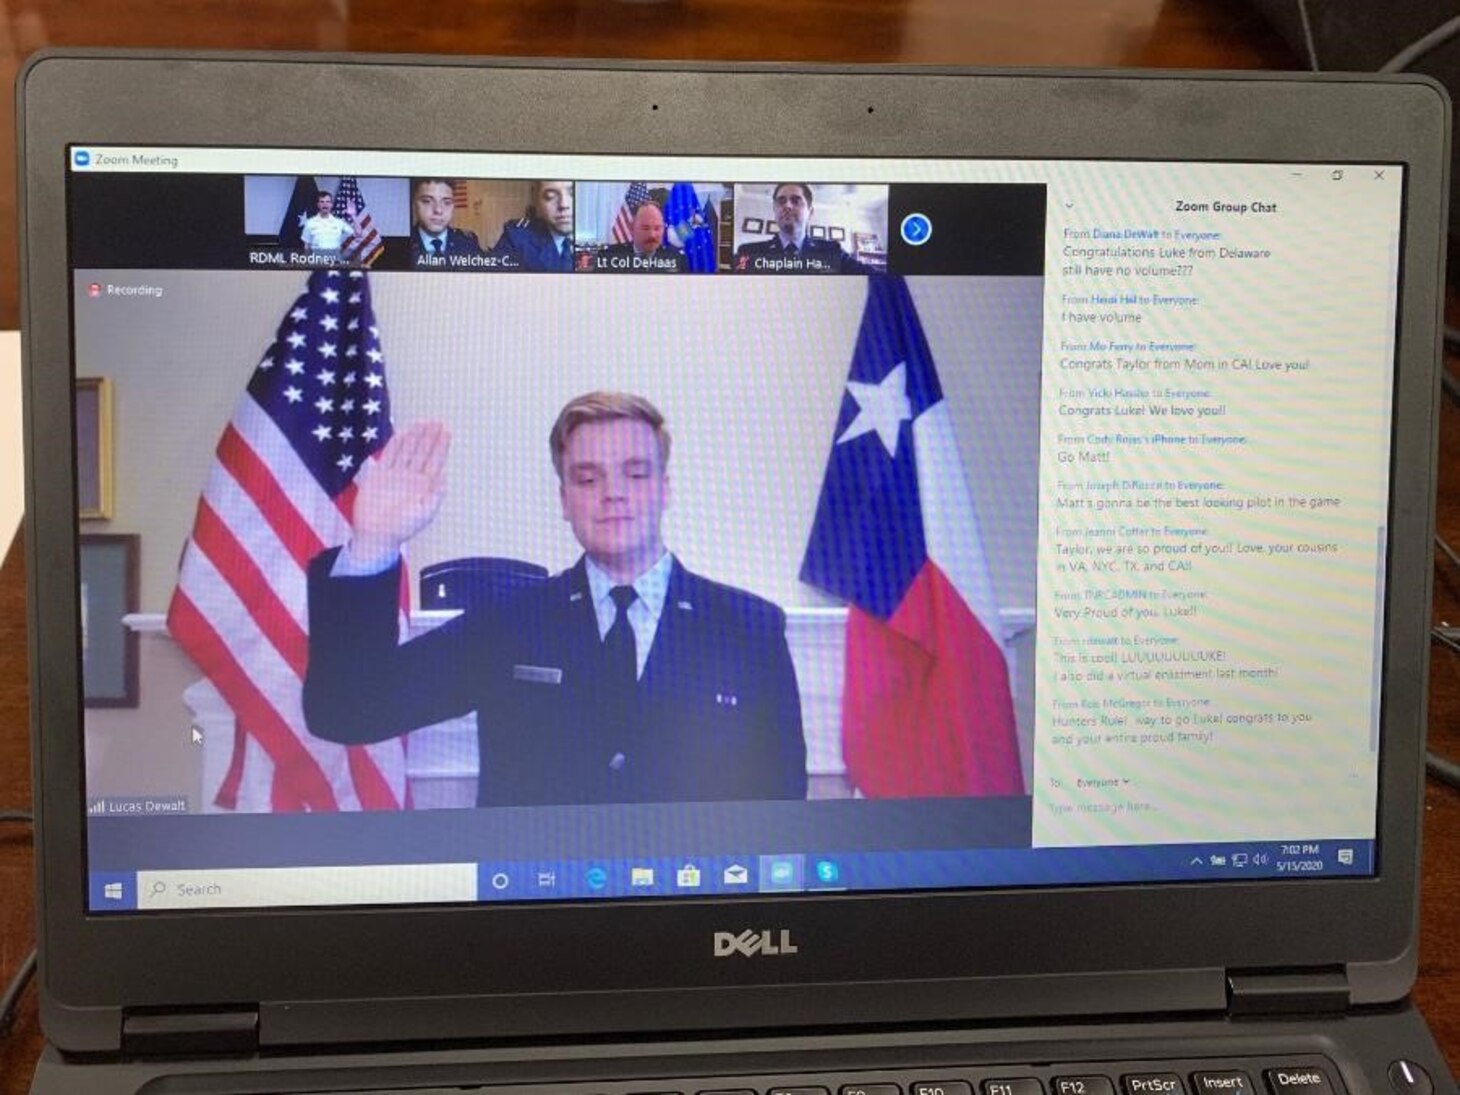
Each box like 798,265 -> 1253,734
336,176 -> 384,267
166,270 -> 408,812
611,181 -> 652,244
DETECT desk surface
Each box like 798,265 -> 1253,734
2,1 -> 1458,1089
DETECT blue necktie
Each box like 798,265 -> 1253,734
604,585 -> 638,686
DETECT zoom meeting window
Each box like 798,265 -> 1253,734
67,150 -> 1401,912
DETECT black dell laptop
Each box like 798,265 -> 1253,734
17,52 -> 1455,1094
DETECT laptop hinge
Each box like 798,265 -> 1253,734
121,1008 -> 260,1056
1225,968 -> 1350,1017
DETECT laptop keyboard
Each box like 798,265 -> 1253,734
339,1058 -> 1346,1095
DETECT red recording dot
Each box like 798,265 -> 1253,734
87,283 -> 101,298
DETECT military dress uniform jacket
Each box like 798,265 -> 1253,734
409,226 -> 485,261
304,550 -> 808,807
733,235 -> 868,274
493,218 -> 575,272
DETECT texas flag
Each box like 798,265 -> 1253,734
801,277 -> 1024,797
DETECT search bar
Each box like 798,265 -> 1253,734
136,864 -> 476,910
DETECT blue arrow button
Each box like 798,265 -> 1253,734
900,212 -> 933,246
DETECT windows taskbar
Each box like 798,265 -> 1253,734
87,839 -> 1375,912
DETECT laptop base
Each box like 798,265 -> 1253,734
29,999 -> 1454,1094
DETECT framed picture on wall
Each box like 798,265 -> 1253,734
809,225 -> 827,240
80,533 -> 139,708
829,226 -> 847,241
741,216 -> 764,234
76,377 -> 114,520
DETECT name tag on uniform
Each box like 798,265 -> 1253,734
513,664 -> 563,685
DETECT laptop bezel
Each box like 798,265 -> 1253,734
18,52 -> 1449,1052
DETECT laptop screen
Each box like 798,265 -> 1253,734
66,148 -> 1402,913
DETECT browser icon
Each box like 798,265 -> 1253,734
723,864 -> 749,885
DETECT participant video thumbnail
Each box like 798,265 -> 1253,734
732,184 -> 889,274
244,175 -> 408,269
405,178 -> 564,271
574,182 -> 728,273
75,267 -> 1041,814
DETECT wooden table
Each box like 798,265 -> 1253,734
4,1 -> 1457,1089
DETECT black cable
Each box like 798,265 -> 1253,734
1433,626 -> 1460,655
1429,750 -> 1460,789
1437,535 -> 1460,573
1445,369 -> 1460,404
0,810 -> 34,1037
1354,10 -> 1460,414
1427,625 -> 1460,787
1442,328 -> 1460,405
0,949 -> 35,1037
1430,537 -> 1460,784
1299,9 -> 1460,78
1351,20 -> 1460,401
1380,14 -> 1460,74
1371,51 -> 1460,392
1405,7 -> 1460,784
1295,0 -> 1321,72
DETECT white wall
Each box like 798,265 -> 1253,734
84,632 -> 203,806
73,269 -> 1042,614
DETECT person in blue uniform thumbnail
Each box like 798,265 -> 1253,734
733,183 -> 867,274
494,180 -> 576,272
304,392 -> 808,807
408,178 -> 486,262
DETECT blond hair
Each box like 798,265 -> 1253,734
550,391 -> 671,479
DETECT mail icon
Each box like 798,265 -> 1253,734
723,864 -> 749,885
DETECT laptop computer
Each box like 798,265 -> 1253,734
16,51 -> 1455,1094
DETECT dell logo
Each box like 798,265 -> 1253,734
713,929 -> 799,957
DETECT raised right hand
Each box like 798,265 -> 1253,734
349,421 -> 451,568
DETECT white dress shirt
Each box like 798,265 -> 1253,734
301,213 -> 355,251
584,551 -> 673,681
